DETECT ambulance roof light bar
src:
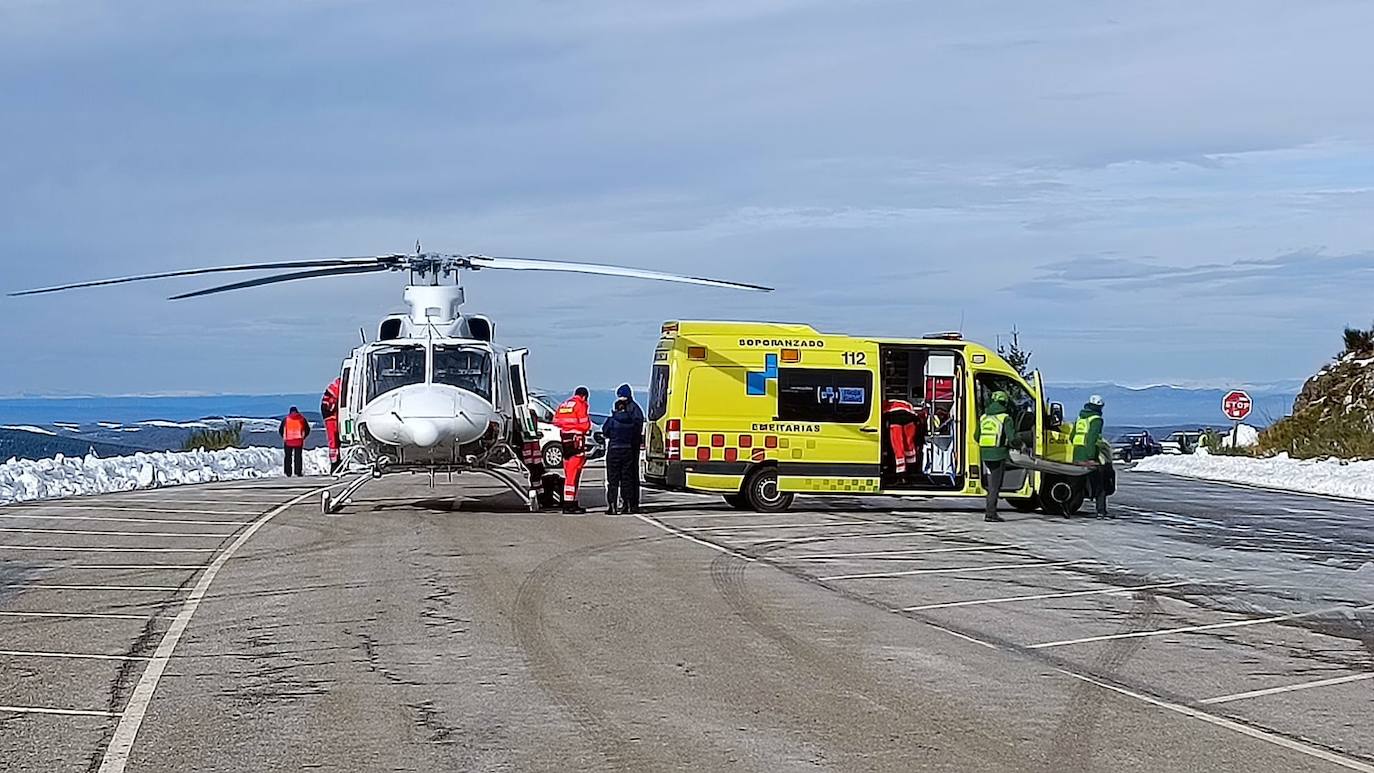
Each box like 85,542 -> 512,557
924,331 -> 963,340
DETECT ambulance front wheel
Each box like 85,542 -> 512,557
1041,476 -> 1084,516
1007,495 -> 1040,513
744,468 -> 794,513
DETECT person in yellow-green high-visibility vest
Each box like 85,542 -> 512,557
975,390 -> 1017,522
1072,394 -> 1110,517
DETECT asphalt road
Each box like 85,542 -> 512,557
0,467 -> 1371,772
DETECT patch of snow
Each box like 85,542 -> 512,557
52,422 -> 82,431
1135,451 -> 1374,501
1217,423 -> 1260,448
1,425 -> 58,436
137,420 -> 211,429
0,447 -> 330,506
97,422 -> 123,429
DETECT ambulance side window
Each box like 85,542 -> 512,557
648,365 -> 670,421
777,368 -> 872,423
340,367 -> 351,409
975,374 -> 1035,430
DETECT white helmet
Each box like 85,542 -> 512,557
1088,394 -> 1105,407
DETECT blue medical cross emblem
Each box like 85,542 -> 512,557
747,353 -> 778,396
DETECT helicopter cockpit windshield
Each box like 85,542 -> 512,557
432,345 -> 493,402
367,344 -> 427,402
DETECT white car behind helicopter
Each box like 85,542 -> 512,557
11,249 -> 770,513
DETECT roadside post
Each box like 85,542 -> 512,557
1221,389 -> 1252,448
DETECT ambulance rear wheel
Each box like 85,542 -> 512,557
723,494 -> 750,510
745,468 -> 793,513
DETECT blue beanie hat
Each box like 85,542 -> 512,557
616,383 -> 632,399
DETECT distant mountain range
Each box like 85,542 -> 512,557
0,383 -> 1301,462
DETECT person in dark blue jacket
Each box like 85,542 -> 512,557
601,383 -> 646,514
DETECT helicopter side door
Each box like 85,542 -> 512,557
506,348 -> 537,442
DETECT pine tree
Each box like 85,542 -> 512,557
997,326 -> 1033,379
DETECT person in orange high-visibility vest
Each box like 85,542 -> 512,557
553,386 -> 592,514
320,378 -> 342,473
278,406 -> 311,477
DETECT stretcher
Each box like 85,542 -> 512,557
1007,449 -> 1093,477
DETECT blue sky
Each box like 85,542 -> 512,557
2,1 -> 1372,396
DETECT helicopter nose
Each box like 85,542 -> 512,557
361,385 -> 494,448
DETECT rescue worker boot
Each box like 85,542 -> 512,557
562,501 -> 587,515
984,513 -> 1004,523
605,503 -> 619,516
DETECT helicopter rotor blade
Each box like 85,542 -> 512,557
168,264 -> 391,300
8,256 -> 399,297
466,255 -> 773,292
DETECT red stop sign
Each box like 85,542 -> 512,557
1222,390 -> 1252,422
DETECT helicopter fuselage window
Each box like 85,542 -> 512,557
432,345 -> 493,402
366,345 -> 427,402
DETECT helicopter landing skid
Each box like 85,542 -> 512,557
465,465 -> 539,512
322,470 -> 377,515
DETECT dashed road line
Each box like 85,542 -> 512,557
1199,672 -> 1374,705
5,583 -> 182,592
632,514 -> 756,562
25,505 -> 263,516
756,530 -> 933,545
0,513 -> 252,526
683,520 -> 886,533
35,565 -> 205,571
0,649 -> 151,662
0,527 -> 233,539
1030,603 -> 1374,649
0,705 -> 124,717
0,545 -> 216,553
901,580 -> 1195,611
97,485 -> 329,773
787,545 -> 1020,560
1055,669 -> 1374,772
820,560 -> 1079,582
0,610 -> 150,621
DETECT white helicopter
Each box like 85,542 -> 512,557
10,249 -> 771,513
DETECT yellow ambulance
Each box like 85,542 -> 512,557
644,320 -> 1084,514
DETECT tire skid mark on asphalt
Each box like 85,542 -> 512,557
636,510 -> 1374,771
513,537 -> 692,771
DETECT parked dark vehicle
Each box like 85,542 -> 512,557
1112,431 -> 1163,462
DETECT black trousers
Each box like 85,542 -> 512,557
284,446 -> 304,477
983,459 -> 1007,518
605,446 -> 640,512
1086,467 -> 1109,515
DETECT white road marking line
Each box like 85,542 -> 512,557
36,565 -> 204,571
1055,669 -> 1374,772
757,530 -> 930,545
0,705 -> 124,717
654,512 -> 806,520
0,610 -> 149,621
1200,672 -> 1374,705
788,545 -> 1020,560
0,514 -> 252,526
6,584 -> 182,592
98,486 -> 329,773
683,520 -> 885,533
27,505 -> 262,516
1281,507 -> 1330,516
0,527 -> 232,538
0,649 -> 150,662
821,560 -> 1079,582
632,514 -> 756,562
901,580 -> 1195,611
0,545 -> 216,553
1030,603 -> 1374,649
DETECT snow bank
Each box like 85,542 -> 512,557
0,447 -> 330,506
1,425 -> 57,436
1135,450 -> 1374,501
1218,423 -> 1260,448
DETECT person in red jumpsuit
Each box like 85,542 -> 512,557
883,399 -> 925,482
553,386 -> 592,514
320,378 -> 343,473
